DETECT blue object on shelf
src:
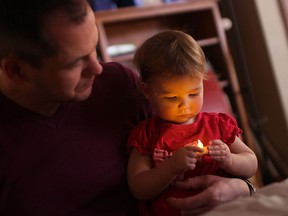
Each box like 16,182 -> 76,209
91,0 -> 135,11
91,0 -> 115,11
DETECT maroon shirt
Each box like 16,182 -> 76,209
0,62 -> 149,216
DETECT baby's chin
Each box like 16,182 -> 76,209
163,117 -> 195,125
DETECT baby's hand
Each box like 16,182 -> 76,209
153,148 -> 172,167
168,145 -> 198,175
208,140 -> 232,168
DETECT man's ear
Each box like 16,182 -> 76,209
141,81 -> 152,100
0,56 -> 29,83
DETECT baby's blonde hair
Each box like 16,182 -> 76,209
134,30 -> 205,82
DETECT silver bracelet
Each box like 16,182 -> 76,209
243,179 -> 256,195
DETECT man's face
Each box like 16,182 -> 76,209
26,4 -> 102,104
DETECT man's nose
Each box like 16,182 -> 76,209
86,55 -> 103,76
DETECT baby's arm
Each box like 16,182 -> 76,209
208,137 -> 258,179
127,145 -> 198,200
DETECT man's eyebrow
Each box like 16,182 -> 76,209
65,43 -> 97,67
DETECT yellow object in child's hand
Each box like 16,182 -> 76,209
196,140 -> 209,156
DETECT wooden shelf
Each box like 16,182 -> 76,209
197,37 -> 220,47
110,53 -> 135,63
95,0 -> 223,63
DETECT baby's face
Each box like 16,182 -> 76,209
146,74 -> 203,125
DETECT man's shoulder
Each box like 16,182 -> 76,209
101,61 -> 125,71
101,62 -> 137,78
133,117 -> 159,132
98,62 -> 139,90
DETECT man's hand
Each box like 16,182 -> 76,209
167,175 -> 250,216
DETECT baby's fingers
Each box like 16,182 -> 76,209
209,140 -> 230,157
209,139 -> 225,146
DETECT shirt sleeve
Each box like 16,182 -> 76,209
127,119 -> 153,155
218,113 -> 243,145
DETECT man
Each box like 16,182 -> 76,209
0,0 -> 252,215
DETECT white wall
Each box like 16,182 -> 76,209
255,0 -> 288,124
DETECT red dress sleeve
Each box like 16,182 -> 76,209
127,118 -> 157,155
218,113 -> 243,145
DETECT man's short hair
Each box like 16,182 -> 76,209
0,0 -> 90,67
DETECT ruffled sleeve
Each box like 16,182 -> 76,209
127,118 -> 158,155
218,113 -> 243,145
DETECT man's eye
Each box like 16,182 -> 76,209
66,61 -> 81,69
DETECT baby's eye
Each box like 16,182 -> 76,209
189,93 -> 199,97
164,96 -> 177,100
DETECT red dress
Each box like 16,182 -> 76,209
128,112 -> 243,216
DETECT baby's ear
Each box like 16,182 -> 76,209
140,81 -> 152,100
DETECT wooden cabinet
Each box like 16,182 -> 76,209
94,0 -> 237,85
95,1 -> 224,67
94,0 -> 260,183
